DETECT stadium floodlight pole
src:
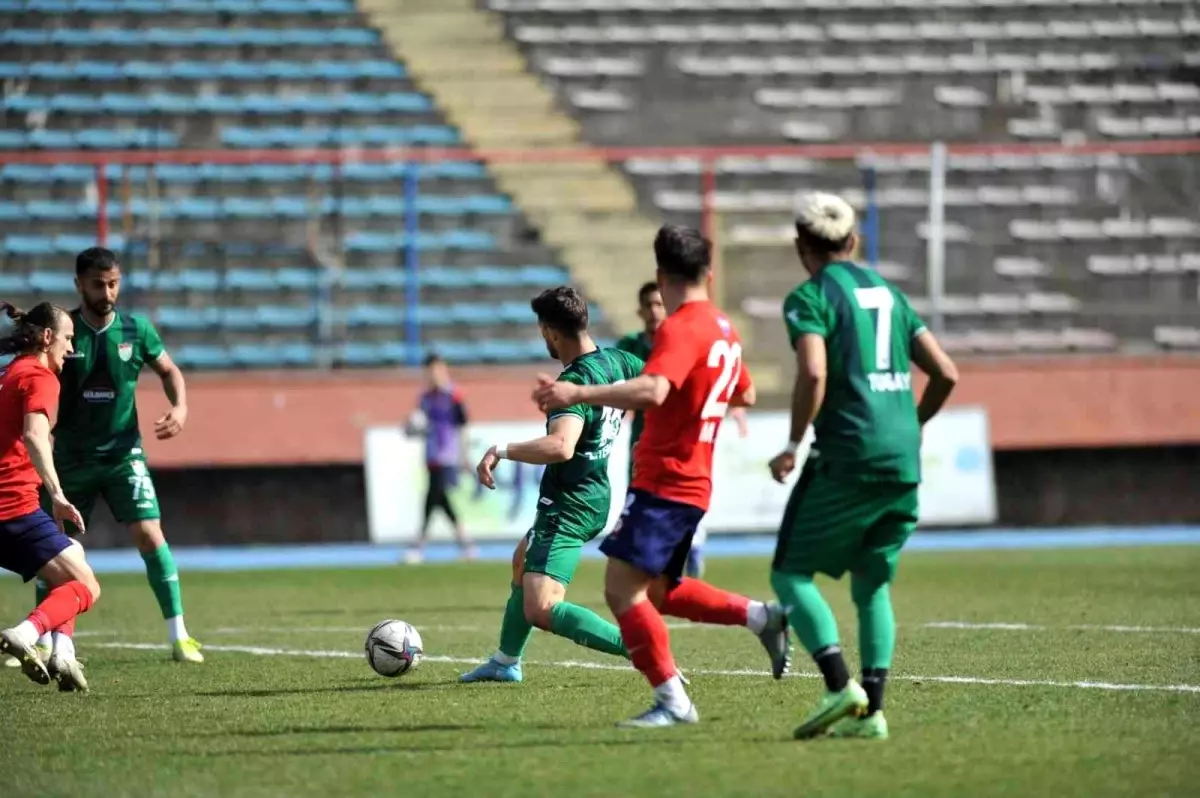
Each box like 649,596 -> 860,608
95,162 -> 109,246
926,140 -> 947,334
861,151 -> 880,269
403,161 -> 421,366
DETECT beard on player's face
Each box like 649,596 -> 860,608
544,336 -> 559,360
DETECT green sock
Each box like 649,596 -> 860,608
497,584 -> 533,659
548,601 -> 629,659
770,570 -> 840,656
141,543 -> 184,619
851,574 -> 895,669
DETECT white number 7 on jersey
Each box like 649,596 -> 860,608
853,286 -> 893,371
699,340 -> 742,442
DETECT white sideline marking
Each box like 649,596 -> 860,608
75,621 -> 1200,639
89,641 -> 1200,695
925,622 -> 1200,634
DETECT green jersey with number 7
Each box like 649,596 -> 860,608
541,347 -> 646,533
782,261 -> 926,483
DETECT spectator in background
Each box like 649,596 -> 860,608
404,355 -> 477,564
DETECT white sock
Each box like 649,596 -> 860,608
492,650 -> 519,666
653,675 -> 691,716
167,615 -> 189,644
745,601 -> 769,634
13,620 -> 40,647
52,632 -> 75,660
37,632 -> 53,649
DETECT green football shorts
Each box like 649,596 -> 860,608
773,464 -> 919,583
522,510 -> 600,587
45,449 -> 162,533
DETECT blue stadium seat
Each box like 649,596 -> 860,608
336,341 -> 388,367
56,234 -> 125,254
0,203 -> 23,222
231,343 -> 315,367
221,307 -> 260,331
175,198 -> 221,221
225,268 -> 281,291
0,274 -> 30,293
477,339 -> 530,363
156,306 -> 220,331
0,132 -> 26,150
258,305 -> 317,329
3,236 -> 55,256
28,272 -> 78,293
276,268 -> 319,290
173,345 -> 233,370
155,270 -> 222,292
3,96 -> 50,113
451,303 -> 493,325
222,198 -> 274,219
271,197 -> 310,219
343,231 -> 395,253
440,230 -> 496,251
472,266 -> 523,287
380,341 -> 417,363
345,305 -> 405,327
416,305 -> 455,326
519,265 -> 570,285
27,130 -> 77,149
421,266 -> 474,288
340,269 -> 409,290
498,301 -> 535,324
429,340 -> 478,365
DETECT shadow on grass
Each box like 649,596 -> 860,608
191,734 -> 758,758
186,723 -> 486,738
194,682 -> 445,698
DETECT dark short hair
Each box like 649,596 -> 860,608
653,225 -> 710,285
530,285 -> 588,335
637,281 -> 660,306
424,354 -> 445,368
0,301 -> 67,356
75,246 -> 119,277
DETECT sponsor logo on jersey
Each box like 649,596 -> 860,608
867,371 -> 912,393
117,342 -> 133,362
82,388 -> 115,402
64,352 -> 85,359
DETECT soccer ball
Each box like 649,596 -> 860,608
365,620 -> 423,677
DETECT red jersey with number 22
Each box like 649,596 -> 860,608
0,355 -> 59,521
632,300 -> 751,512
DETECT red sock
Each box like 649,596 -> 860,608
28,582 -> 94,637
54,617 -> 76,637
616,601 -> 676,688
660,577 -> 750,627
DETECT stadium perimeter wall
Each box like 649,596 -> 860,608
67,356 -> 1200,548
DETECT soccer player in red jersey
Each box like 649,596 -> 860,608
0,302 -> 101,692
534,225 -> 791,727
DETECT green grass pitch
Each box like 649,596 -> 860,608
2,546 -> 1197,798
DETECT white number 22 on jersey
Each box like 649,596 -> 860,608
853,286 -> 894,371
699,340 -> 742,443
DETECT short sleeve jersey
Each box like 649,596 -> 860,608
632,301 -> 751,512
539,347 -> 645,532
53,310 -> 164,463
0,356 -> 60,520
419,387 -> 468,468
782,261 -> 926,483
615,331 -> 653,448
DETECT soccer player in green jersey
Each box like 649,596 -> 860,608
44,248 -> 201,663
460,286 -> 645,683
767,194 -> 958,740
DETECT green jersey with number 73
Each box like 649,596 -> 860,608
783,260 -> 926,483
540,347 -> 645,532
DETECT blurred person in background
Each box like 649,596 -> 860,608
404,354 -> 477,564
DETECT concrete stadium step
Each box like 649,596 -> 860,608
357,0 -> 667,334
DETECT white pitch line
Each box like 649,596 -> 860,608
88,641 -> 1200,695
74,621 -> 1200,639
924,622 -> 1200,634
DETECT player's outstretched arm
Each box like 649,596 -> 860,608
910,330 -> 959,425
534,373 -> 669,412
770,334 -> 826,483
477,416 -> 584,489
148,351 -> 188,440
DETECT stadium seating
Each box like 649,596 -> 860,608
0,0 -> 573,368
488,0 -> 1200,355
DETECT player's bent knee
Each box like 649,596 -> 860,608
850,571 -> 889,606
130,520 -> 166,552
